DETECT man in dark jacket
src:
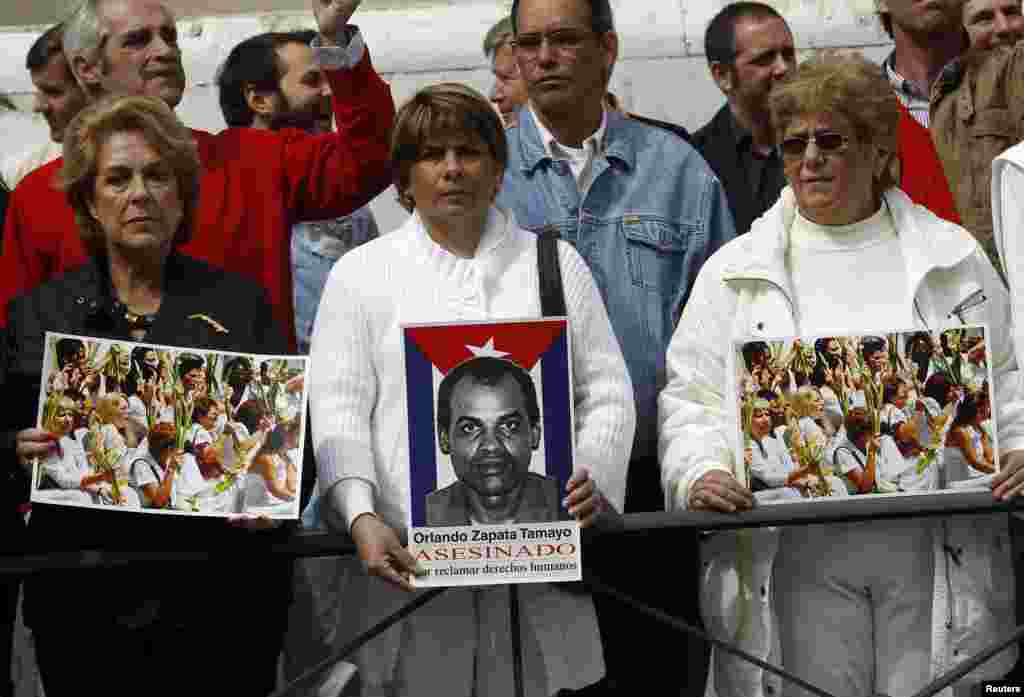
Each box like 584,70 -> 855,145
693,2 -> 795,235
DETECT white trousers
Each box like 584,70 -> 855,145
773,520 -> 934,697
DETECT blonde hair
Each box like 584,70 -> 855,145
770,51 -> 900,192
59,95 -> 200,255
45,396 -> 77,433
391,83 -> 507,213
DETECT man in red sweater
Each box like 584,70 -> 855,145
1,0 -> 394,348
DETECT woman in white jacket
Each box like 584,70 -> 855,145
309,83 -> 635,697
660,53 -> 1024,697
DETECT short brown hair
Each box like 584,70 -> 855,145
770,52 -> 900,192
390,83 -> 507,213
59,95 -> 201,255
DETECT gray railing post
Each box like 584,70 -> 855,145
511,584 -> 524,697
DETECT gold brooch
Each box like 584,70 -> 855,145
188,314 -> 229,334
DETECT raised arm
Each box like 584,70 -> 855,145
281,0 -> 395,223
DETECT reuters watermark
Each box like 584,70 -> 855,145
984,682 -> 1024,694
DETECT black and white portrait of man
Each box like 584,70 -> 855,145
426,356 -> 562,526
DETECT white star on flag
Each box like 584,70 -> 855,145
466,337 -> 510,358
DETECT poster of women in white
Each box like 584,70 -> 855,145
733,325 -> 998,502
32,331 -> 308,519
403,318 -> 582,587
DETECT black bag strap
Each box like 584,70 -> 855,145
833,445 -> 863,470
833,445 -> 879,493
537,227 -> 567,318
131,457 -> 161,483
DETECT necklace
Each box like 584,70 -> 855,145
124,309 -> 157,332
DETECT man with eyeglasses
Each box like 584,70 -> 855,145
693,2 -> 795,236
498,1 -> 734,693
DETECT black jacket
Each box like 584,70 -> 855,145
627,113 -> 691,143
692,104 -> 786,236
2,252 -> 294,628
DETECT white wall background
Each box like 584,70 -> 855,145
0,0 -> 893,233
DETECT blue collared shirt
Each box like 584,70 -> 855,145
497,107 -> 736,459
291,205 -> 378,353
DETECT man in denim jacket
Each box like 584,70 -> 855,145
497,1 -> 735,693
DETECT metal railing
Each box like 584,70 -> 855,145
3,490 -> 1022,697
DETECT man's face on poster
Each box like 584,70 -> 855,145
442,374 -> 541,501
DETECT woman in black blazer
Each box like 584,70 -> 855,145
3,96 -> 294,697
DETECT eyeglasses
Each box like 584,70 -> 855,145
778,131 -> 850,160
514,29 -> 594,57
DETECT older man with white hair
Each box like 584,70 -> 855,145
0,0 -> 394,350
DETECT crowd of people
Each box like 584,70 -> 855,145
2,0 -> 1024,696
34,337 -> 304,515
737,330 -> 994,500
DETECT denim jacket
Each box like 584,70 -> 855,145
497,107 -> 736,458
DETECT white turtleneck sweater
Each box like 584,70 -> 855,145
309,206 -> 634,532
786,204 -> 911,333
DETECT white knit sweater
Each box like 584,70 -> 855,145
307,206 -> 634,695
309,205 -> 635,531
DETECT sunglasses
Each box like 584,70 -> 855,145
778,131 -> 850,160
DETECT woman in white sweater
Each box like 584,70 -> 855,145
309,83 -> 635,697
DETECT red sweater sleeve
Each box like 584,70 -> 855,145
0,163 -> 83,327
281,46 -> 395,223
0,184 -> 42,327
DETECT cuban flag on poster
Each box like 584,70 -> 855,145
402,318 -> 575,529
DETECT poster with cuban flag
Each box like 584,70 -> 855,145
403,318 -> 582,587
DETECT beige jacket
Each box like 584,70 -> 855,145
931,44 -> 1024,270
